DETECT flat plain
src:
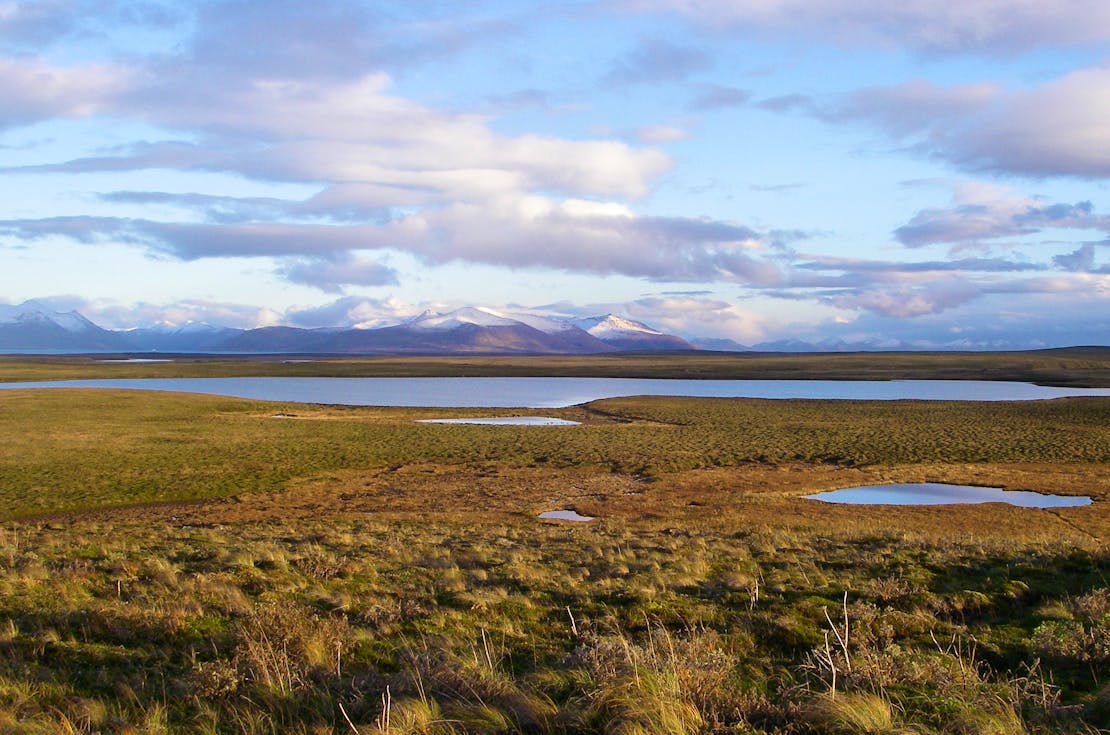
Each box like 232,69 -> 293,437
0,351 -> 1107,734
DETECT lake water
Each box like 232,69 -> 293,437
416,417 -> 580,426
805,483 -> 1092,507
2,377 -> 1108,407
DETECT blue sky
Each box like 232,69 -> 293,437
1,0 -> 1107,347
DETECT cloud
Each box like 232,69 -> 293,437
689,84 -> 750,110
826,65 -> 1110,179
602,38 -> 712,86
0,200 -> 788,285
634,125 -> 690,143
797,254 -> 1044,276
809,270 -> 1109,319
51,296 -> 283,330
0,0 -> 184,50
821,278 -> 983,317
0,57 -> 132,128
541,294 -> 768,343
100,190 -> 393,225
623,295 -> 767,342
615,0 -> 1110,54
6,71 -> 673,201
284,296 -> 413,329
894,195 -> 1108,247
791,288 -> 1108,349
276,253 -> 399,293
1053,243 -> 1109,273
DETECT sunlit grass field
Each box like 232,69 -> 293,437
1,389 -> 1106,519
1,346 -> 1108,386
1,363 -> 1108,734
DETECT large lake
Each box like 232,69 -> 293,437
2,377 -> 1108,407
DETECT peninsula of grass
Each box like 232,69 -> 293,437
1,345 -> 1108,386
1,382 -> 1108,733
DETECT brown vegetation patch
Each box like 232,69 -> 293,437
44,462 -> 1109,546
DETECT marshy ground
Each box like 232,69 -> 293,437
0,352 -> 1108,734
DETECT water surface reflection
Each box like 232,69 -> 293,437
805,483 -> 1091,507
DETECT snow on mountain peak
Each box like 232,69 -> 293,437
407,306 -> 520,331
0,300 -> 98,333
572,314 -> 663,338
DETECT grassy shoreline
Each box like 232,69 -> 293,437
1,346 -> 1108,386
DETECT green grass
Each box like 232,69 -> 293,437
0,389 -> 1106,519
1,346 -> 1108,386
0,377 -> 1107,733
0,517 -> 1107,733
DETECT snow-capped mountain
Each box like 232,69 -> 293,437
0,300 -> 128,351
572,314 -> 696,351
406,307 -> 524,331
120,322 -> 245,352
0,303 -> 699,355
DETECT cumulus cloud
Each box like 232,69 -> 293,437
623,295 -> 767,342
790,289 -> 1108,349
0,200 -> 788,285
810,271 -> 1109,319
894,194 -> 1108,247
1053,243 -> 1109,273
284,296 -> 414,329
0,57 -> 132,128
616,0 -> 1110,53
826,65 -> 1110,179
59,297 -> 283,330
5,72 -> 673,201
821,278 -> 983,317
276,253 -> 399,293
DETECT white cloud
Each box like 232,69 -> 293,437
622,295 -> 768,342
0,199 -> 785,284
634,125 -> 690,143
828,64 -> 1110,178
617,0 -> 1110,53
893,187 -> 1108,247
276,253 -> 399,293
0,57 -> 131,127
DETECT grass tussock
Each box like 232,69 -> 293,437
0,516 -> 1106,733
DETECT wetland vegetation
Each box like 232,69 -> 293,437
0,353 -> 1108,734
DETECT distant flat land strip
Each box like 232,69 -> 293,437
1,345 -> 1108,386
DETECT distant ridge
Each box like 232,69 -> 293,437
0,302 -> 687,355
3,301 -> 1104,355
571,314 -> 696,351
0,301 -> 129,352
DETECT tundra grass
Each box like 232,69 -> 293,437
1,346 -> 1108,386
0,389 -> 1107,519
1,387 -> 1108,733
0,516 -> 1107,734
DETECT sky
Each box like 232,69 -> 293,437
1,0 -> 1108,348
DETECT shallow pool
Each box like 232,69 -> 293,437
416,417 -> 580,426
805,483 -> 1091,507
538,510 -> 595,522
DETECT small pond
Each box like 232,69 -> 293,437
416,417 -> 580,426
538,510 -> 595,522
805,483 -> 1091,508
96,358 -> 174,363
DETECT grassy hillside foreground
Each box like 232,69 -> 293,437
0,386 -> 1108,733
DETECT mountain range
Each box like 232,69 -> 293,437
0,302 -> 699,355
